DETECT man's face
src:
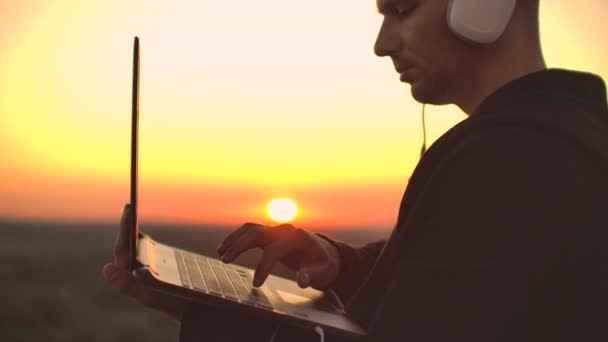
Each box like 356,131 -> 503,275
375,0 -> 474,105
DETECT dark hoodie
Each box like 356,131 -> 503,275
328,69 -> 608,341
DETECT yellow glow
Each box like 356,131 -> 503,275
0,1 -> 607,226
267,198 -> 298,223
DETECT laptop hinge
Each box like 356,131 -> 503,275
137,235 -> 159,275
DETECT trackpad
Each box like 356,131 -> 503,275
275,289 -> 336,312
276,289 -> 316,305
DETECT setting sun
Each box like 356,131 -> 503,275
267,198 -> 298,223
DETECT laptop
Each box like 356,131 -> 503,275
128,36 -> 366,338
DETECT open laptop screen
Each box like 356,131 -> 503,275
129,36 -> 140,271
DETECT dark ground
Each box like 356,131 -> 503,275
0,220 -> 389,342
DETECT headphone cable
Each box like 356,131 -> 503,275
420,103 -> 427,159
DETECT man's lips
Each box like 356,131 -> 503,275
395,64 -> 415,74
395,64 -> 417,82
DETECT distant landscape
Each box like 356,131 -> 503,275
0,220 -> 389,342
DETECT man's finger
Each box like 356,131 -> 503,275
221,227 -> 269,263
102,263 -> 119,282
103,262 -> 138,297
103,263 -> 185,321
253,239 -> 298,287
296,264 -> 327,289
296,270 -> 311,288
114,204 -> 131,268
217,222 -> 265,255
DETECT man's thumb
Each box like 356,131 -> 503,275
297,265 -> 327,289
103,263 -> 127,288
103,263 -> 138,297
296,269 -> 310,288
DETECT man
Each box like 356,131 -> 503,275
103,0 -> 608,341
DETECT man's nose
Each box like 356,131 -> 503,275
374,19 -> 400,57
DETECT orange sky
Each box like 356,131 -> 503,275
1,0 -> 607,229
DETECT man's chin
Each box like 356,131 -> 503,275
410,83 -> 432,103
410,83 -> 447,105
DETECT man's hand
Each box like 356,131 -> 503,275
217,223 -> 341,289
101,204 -> 185,321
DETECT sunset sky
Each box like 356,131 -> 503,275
1,0 -> 607,229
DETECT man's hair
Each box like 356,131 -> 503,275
523,0 -> 540,19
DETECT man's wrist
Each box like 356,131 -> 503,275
315,233 -> 343,287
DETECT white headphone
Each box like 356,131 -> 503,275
447,0 -> 517,44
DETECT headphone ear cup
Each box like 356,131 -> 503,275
447,0 -> 517,44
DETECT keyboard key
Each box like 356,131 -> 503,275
175,251 -> 192,288
175,251 -> 272,309
197,258 -> 222,296
211,264 -> 239,299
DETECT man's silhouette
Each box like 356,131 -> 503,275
104,0 -> 608,340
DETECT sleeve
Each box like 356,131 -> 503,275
368,127 -> 600,341
316,235 -> 386,303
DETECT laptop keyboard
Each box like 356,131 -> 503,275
175,250 -> 273,310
